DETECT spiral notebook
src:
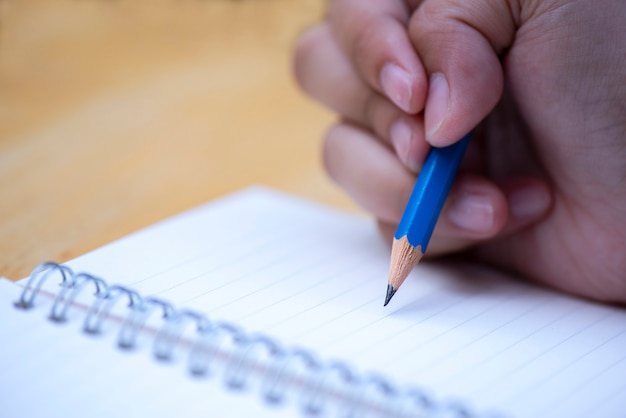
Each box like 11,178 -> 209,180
1,187 -> 625,418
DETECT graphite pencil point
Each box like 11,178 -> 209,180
384,284 -> 396,307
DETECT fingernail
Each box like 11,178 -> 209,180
447,193 -> 494,232
508,184 -> 551,219
380,63 -> 413,113
389,119 -> 419,172
425,72 -> 449,143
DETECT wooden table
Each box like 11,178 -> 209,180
0,0 -> 359,280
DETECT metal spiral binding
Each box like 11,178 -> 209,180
118,296 -> 175,349
14,262 -> 495,418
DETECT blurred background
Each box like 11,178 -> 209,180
0,0 -> 359,279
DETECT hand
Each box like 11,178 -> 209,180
294,0 -> 626,302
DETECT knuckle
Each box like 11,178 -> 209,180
292,26 -> 326,94
321,124 -> 345,181
351,22 -> 378,72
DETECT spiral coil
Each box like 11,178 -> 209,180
14,262 -> 495,418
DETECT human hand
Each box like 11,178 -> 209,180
294,0 -> 626,302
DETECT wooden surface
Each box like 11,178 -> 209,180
0,0 -> 359,281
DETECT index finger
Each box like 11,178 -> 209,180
328,0 -> 427,114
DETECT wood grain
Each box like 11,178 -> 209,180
0,0 -> 360,280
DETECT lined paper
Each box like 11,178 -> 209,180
13,187 -> 626,417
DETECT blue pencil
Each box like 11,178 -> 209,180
384,131 -> 472,306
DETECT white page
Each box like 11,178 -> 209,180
10,187 -> 626,418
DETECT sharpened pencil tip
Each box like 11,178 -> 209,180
384,284 -> 397,307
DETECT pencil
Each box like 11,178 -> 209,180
384,131 -> 473,306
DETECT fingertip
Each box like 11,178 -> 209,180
440,177 -> 552,244
442,174 -> 508,238
504,178 -> 552,222
424,72 -> 449,144
424,59 -> 503,147
379,62 -> 425,114
388,116 -> 428,173
418,174 -> 508,257
388,118 -> 413,168
410,3 -> 508,147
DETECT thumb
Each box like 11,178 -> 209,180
409,0 -> 517,146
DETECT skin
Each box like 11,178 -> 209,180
293,0 -> 626,303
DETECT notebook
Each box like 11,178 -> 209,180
1,187 -> 625,418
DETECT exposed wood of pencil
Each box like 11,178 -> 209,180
385,236 -> 423,305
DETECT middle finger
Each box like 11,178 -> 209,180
294,23 -> 429,171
